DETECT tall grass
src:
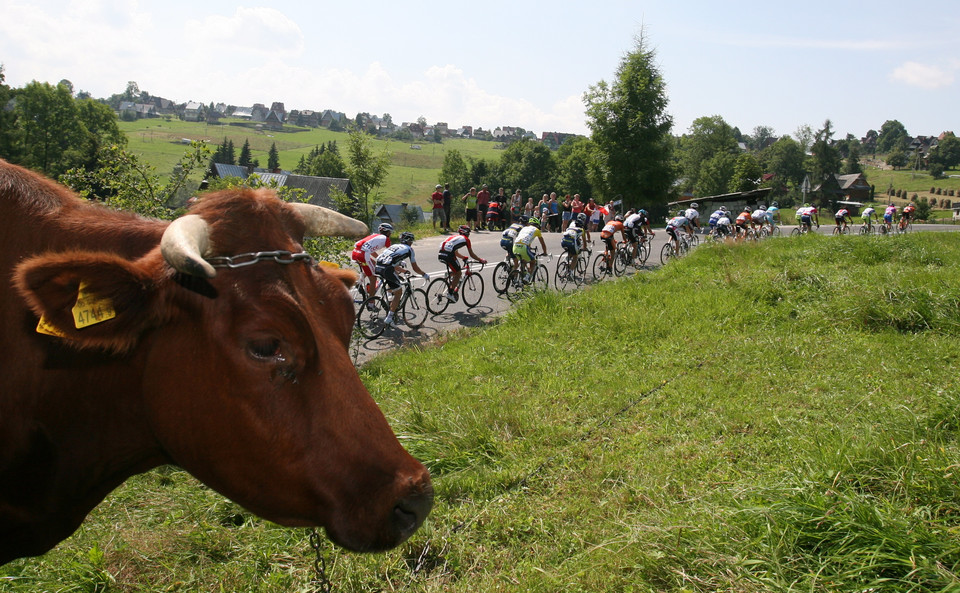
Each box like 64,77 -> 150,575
4,233 -> 960,591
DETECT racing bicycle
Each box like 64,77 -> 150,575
356,271 -> 428,339
426,259 -> 485,314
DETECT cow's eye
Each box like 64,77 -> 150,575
247,338 -> 281,361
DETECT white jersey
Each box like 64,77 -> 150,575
717,215 -> 731,226
862,207 -> 876,218
751,209 -> 766,221
624,213 -> 644,229
684,208 -> 700,222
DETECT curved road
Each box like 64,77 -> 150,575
350,222 -> 958,364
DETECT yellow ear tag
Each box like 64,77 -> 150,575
36,315 -> 68,337
317,260 -> 341,269
72,281 -> 116,329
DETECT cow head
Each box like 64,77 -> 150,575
14,189 -> 432,552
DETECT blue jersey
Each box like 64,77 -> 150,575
376,244 -> 416,267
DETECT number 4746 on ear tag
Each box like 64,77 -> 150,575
72,281 -> 116,329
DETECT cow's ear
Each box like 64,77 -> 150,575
325,267 -> 358,289
14,250 -> 160,353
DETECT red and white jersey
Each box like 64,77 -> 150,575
439,234 -> 471,254
354,233 -> 390,253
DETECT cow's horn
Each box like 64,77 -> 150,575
288,202 -> 369,238
160,214 -> 217,278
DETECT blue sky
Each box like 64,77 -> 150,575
1,0 -> 957,140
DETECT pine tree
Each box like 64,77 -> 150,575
267,143 -> 280,171
238,139 -> 252,168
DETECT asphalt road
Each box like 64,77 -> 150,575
349,222 -> 959,364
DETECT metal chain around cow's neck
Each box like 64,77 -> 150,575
206,250 -> 315,269
308,529 -> 333,592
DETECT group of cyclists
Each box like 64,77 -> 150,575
350,199 -> 920,330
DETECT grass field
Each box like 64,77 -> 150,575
118,119 -> 504,207
3,232 -> 960,592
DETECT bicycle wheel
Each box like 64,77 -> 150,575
531,264 -> 549,291
399,288 -> 429,328
660,243 -> 674,265
461,273 -> 484,307
859,225 -> 869,236
689,233 -> 700,247
832,227 -> 841,236
592,253 -> 609,280
555,254 -> 573,290
505,269 -> 524,299
769,226 -> 782,237
492,261 -> 511,294
425,277 -> 451,314
790,227 -> 802,237
356,295 -> 388,339
613,248 -> 628,276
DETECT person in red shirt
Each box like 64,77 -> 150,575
900,202 -> 916,230
476,184 -> 491,230
429,184 -> 447,231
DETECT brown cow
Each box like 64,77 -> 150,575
0,159 -> 432,565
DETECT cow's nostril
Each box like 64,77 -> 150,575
393,489 -> 434,538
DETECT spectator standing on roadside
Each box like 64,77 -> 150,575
548,192 -> 561,233
476,184 -> 491,230
524,196 -> 535,217
497,187 -> 511,226
442,183 -> 452,232
586,197 -> 602,238
429,184 -> 446,231
462,187 -> 478,231
511,189 -> 523,223
571,194 -> 584,222
561,194 -> 573,231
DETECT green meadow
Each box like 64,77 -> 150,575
118,119 -> 504,206
3,232 -> 959,592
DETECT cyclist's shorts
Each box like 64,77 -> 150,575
666,226 -> 679,240
800,214 -> 812,225
500,238 -> 514,253
351,249 -> 374,278
374,265 -> 401,290
835,215 -> 845,221
561,240 -> 579,255
625,228 -> 640,243
601,236 -> 615,252
884,213 -> 893,223
438,252 -> 461,273
512,243 -> 535,262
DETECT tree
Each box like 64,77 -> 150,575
238,139 -> 253,168
267,142 -> 280,171
439,149 -> 471,194
583,30 -> 674,213
794,124 -> 814,154
758,136 -> 805,198
694,152 -> 737,198
929,133 -> 960,169
678,115 -> 738,193
809,119 -> 841,185
843,143 -> 863,175
344,130 -> 390,219
494,137 -> 556,200
0,66 -> 17,162
14,81 -> 87,176
876,120 -> 909,154
886,148 -> 908,170
749,125 -> 776,150
555,136 -> 596,201
728,153 -> 763,193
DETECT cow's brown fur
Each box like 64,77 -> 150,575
0,159 -> 431,564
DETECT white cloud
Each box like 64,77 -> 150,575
889,61 -> 956,90
183,7 -> 304,57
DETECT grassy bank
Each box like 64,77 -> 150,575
3,233 -> 960,591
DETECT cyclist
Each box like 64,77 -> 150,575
438,225 -> 487,302
351,222 -> 393,301
861,205 -> 876,232
665,212 -> 693,254
708,206 -> 725,236
735,207 -> 753,238
513,216 -> 549,281
374,232 -> 430,328
750,205 -> 768,233
834,205 -> 852,233
599,214 -> 627,272
560,213 -> 587,279
883,203 -> 898,233
767,202 -> 781,231
797,203 -> 819,233
624,209 -> 654,262
684,202 -> 701,233
486,196 -> 502,231
716,210 -> 733,239
900,202 -> 916,230
500,216 -> 525,274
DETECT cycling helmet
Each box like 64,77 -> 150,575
576,213 -> 587,225
399,231 -> 415,245
519,215 -> 530,225
378,222 -> 394,235
615,214 -> 624,222
744,206 -> 751,212
458,224 -> 471,236
771,201 -> 779,207
760,205 -> 767,211
528,217 -> 541,228
691,203 -> 699,209
638,209 -> 648,216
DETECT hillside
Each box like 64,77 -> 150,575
3,233 -> 959,591
119,118 -> 504,206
